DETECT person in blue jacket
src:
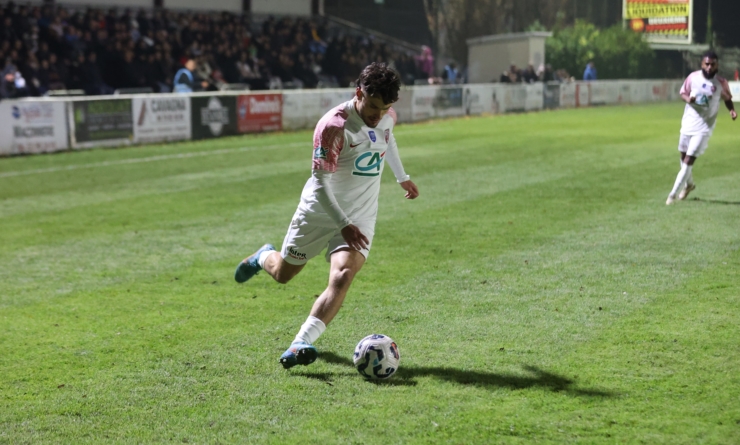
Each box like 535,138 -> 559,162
173,59 -> 208,93
583,61 -> 597,81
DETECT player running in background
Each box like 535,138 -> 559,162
234,62 -> 419,368
666,51 -> 736,205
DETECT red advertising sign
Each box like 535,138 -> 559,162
237,93 -> 282,133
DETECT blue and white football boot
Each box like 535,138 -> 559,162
234,244 -> 275,283
279,342 -> 318,369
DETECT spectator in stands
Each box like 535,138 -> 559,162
538,63 -> 555,82
554,68 -> 572,83
1,59 -> 18,98
0,3 -> 425,96
522,63 -> 538,83
500,64 -> 520,83
415,45 -> 434,80
443,62 -> 459,84
81,51 -> 113,95
583,61 -> 597,81
173,58 -> 207,93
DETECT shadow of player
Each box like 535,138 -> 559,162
690,197 -> 740,205
309,351 -> 614,396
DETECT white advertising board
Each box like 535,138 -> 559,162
0,101 -> 68,155
524,83 -> 544,111
730,82 -> 740,102
463,85 -> 498,115
132,96 -> 191,144
559,83 -> 577,108
393,89 -> 414,123
281,92 -> 306,131
281,89 -> 354,131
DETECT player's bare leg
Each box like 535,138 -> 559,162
262,252 -> 305,284
678,152 -> 696,200
310,248 -> 366,324
235,245 -> 305,284
668,153 -> 696,205
280,249 -> 366,369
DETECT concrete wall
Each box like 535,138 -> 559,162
467,32 -> 552,84
60,0 -> 152,7
251,0 -> 313,16
165,0 -> 242,12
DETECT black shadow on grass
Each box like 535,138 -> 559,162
691,197 -> 740,205
312,351 -> 614,396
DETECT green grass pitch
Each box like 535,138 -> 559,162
1,103 -> 739,444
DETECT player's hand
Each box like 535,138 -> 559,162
688,96 -> 696,104
341,224 -> 369,251
399,180 -> 419,200
731,110 -> 737,120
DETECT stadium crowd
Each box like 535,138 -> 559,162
0,2 -> 427,98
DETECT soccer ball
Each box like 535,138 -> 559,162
353,334 -> 400,379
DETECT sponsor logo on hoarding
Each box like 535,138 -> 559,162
249,96 -> 281,114
138,98 -> 188,127
201,96 -> 229,136
13,126 -> 54,137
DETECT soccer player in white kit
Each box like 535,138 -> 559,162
666,51 -> 736,205
234,63 -> 419,368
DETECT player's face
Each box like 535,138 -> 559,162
701,57 -> 718,79
355,88 -> 393,128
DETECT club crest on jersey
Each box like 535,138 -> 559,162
711,85 -> 716,93
368,130 -> 376,142
313,146 -> 328,160
384,129 -> 390,143
353,151 -> 386,177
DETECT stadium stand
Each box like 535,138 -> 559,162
0,1 -> 425,99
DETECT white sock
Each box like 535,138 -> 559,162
670,163 -> 693,196
258,250 -> 273,268
679,157 -> 694,186
293,316 -> 326,345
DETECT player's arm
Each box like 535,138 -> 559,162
726,99 -> 737,120
680,76 -> 695,104
313,171 -> 369,250
312,127 -> 369,250
385,132 -> 419,200
719,79 -> 737,120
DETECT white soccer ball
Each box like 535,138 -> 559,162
353,334 -> 400,379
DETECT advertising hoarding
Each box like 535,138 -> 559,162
191,96 -> 238,140
237,93 -> 282,133
624,0 -> 692,45
72,99 -> 133,148
0,101 -> 68,155
133,96 -> 191,143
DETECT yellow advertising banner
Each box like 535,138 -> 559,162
624,0 -> 693,44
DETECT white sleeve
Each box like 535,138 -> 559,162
385,132 -> 410,183
313,170 -> 352,228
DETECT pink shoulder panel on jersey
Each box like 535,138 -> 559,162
680,71 -> 700,96
717,76 -> 732,101
312,105 -> 348,173
387,107 -> 398,125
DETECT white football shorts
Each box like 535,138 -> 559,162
280,217 -> 375,265
678,133 -> 711,157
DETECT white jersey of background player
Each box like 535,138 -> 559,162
666,51 -> 736,205
234,63 -> 419,369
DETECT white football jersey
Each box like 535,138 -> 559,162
295,99 -> 401,227
679,70 -> 732,135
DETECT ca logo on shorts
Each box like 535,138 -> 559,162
353,151 -> 386,177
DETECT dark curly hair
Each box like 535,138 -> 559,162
355,62 -> 401,105
702,50 -> 718,61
